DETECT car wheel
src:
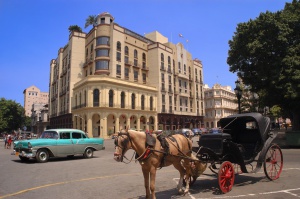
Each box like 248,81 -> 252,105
83,148 -> 94,159
36,149 -> 49,163
19,156 -> 29,162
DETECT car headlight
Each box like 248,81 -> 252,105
28,142 -> 32,149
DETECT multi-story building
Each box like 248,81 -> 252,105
49,12 -> 205,138
204,84 -> 237,128
23,85 -> 49,116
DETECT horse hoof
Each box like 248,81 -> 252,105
178,189 -> 184,195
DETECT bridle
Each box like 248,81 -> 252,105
114,132 -> 135,163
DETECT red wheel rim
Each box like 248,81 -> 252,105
218,161 -> 235,193
264,144 -> 283,180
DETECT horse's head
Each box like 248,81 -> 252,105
114,130 -> 132,162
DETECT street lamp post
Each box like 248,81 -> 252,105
74,114 -> 86,132
234,80 -> 242,114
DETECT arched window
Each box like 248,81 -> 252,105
121,91 -> 125,108
93,89 -> 99,107
142,53 -> 146,61
131,93 -> 136,109
109,89 -> 114,107
161,53 -> 164,69
134,49 -> 138,58
141,95 -> 145,110
84,90 -> 87,105
168,56 -> 171,71
150,96 -> 153,111
125,46 -> 129,55
117,41 -> 121,51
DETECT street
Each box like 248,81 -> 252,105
0,136 -> 300,199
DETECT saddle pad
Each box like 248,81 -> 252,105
146,132 -> 156,147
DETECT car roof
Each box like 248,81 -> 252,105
44,129 -> 84,133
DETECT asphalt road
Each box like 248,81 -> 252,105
0,136 -> 300,199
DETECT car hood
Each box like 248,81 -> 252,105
14,139 -> 58,148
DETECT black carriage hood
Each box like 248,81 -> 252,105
219,112 -> 270,142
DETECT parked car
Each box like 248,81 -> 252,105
175,128 -> 194,137
209,128 -> 223,134
192,128 -> 202,136
13,129 -> 105,163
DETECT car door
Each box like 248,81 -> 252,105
57,132 -> 74,156
71,132 -> 86,154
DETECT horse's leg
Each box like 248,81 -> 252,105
142,167 -> 151,199
149,166 -> 157,199
173,161 -> 186,194
183,159 -> 191,195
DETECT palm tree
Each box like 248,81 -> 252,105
68,25 -> 82,33
85,15 -> 97,28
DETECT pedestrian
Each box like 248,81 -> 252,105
4,134 -> 8,149
7,135 -> 12,149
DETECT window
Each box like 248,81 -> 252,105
125,46 -> 129,55
161,53 -> 164,69
162,94 -> 165,104
125,68 -> 129,79
178,62 -> 181,73
168,56 -> 171,71
121,92 -> 125,108
142,73 -> 146,83
95,60 -> 109,70
93,89 -> 99,107
96,49 -> 109,57
131,93 -> 135,109
150,96 -> 153,111
142,53 -> 146,61
116,64 -> 121,76
134,49 -> 138,58
116,52 -> 121,61
109,90 -> 114,107
134,70 -> 138,81
72,132 -> 82,139
60,132 -> 70,139
117,41 -> 121,51
125,56 -> 129,64
141,95 -> 145,110
161,73 -> 165,82
184,64 -> 186,74
96,36 -> 109,46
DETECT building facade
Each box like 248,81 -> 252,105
23,85 -> 49,117
31,103 -> 49,135
204,84 -> 237,128
49,12 -> 205,138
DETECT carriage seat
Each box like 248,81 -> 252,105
236,129 -> 261,160
198,133 -> 232,155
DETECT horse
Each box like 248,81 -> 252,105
113,129 -> 204,199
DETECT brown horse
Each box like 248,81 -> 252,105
114,129 -> 200,199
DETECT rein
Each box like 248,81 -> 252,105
115,132 -> 136,164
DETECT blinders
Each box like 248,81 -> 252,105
114,132 -> 132,161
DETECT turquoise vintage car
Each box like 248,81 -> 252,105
13,129 -> 105,163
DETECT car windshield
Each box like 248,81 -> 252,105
40,131 -> 58,139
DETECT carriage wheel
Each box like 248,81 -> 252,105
218,161 -> 235,193
263,144 -> 283,180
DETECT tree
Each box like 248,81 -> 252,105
68,25 -> 82,33
84,15 -> 97,28
0,98 -> 25,133
227,0 -> 300,130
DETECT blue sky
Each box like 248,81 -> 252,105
0,0 -> 290,106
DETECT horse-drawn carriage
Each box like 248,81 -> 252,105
193,112 -> 283,193
114,113 -> 283,198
